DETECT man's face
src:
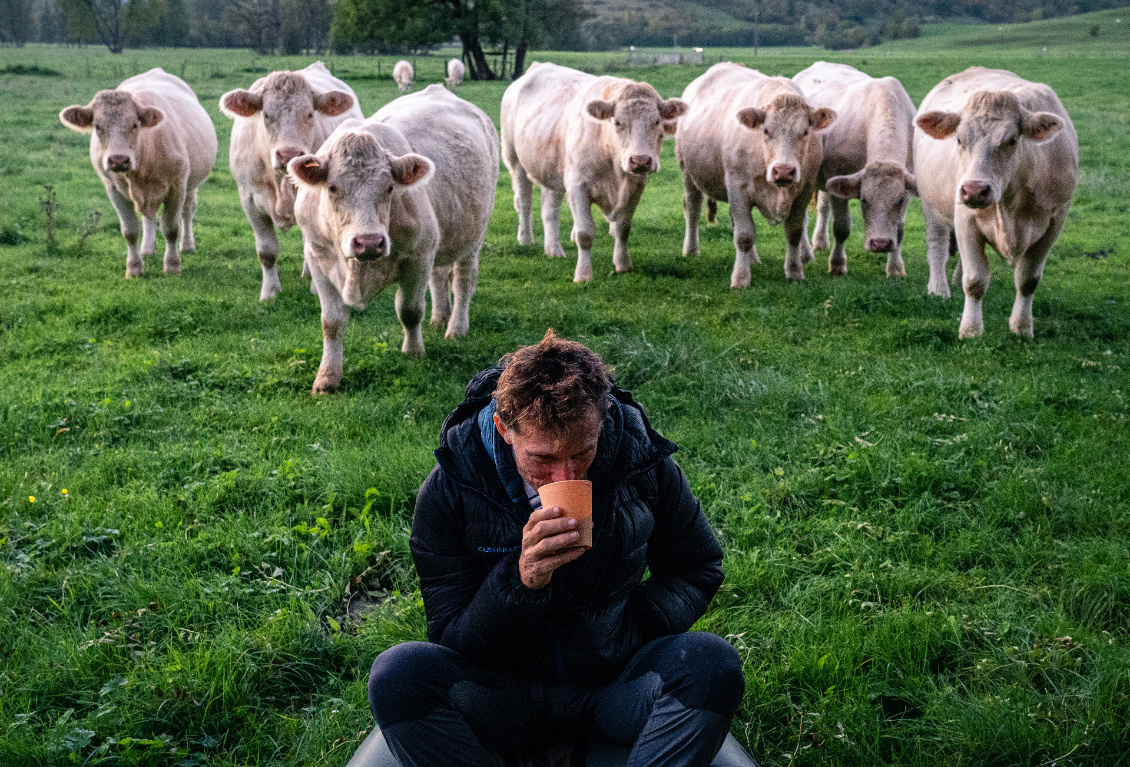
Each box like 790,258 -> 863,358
494,410 -> 602,491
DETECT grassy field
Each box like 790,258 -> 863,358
2,7 -> 1129,765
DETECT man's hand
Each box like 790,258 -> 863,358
519,506 -> 586,590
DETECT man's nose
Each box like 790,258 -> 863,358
550,463 -> 579,483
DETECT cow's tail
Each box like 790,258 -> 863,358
706,198 -> 718,225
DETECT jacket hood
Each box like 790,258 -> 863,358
433,365 -> 677,503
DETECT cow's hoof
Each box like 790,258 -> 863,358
813,237 -> 830,251
444,325 -> 468,339
927,284 -> 952,299
1009,320 -> 1034,337
518,232 -> 535,246
125,267 -> 144,279
828,261 -> 847,277
260,285 -> 281,301
312,375 -> 341,395
785,267 -> 806,282
887,265 -> 907,279
958,323 -> 984,339
730,270 -> 751,289
164,261 -> 182,275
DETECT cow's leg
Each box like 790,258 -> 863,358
567,184 -> 596,282
725,181 -> 759,288
956,223 -> 990,339
180,187 -> 198,254
828,195 -> 851,276
949,232 -> 962,286
800,208 -> 815,264
447,253 -> 479,339
682,178 -> 703,258
140,215 -> 158,263
1009,215 -> 1063,337
396,262 -> 430,356
541,188 -> 567,258
429,263 -> 453,329
240,189 -> 282,301
310,262 -> 349,394
923,208 -> 953,298
160,187 -> 185,275
510,163 -> 535,247
105,183 -> 143,278
611,185 -> 643,274
887,222 -> 907,278
783,196 -> 809,282
812,191 -> 832,251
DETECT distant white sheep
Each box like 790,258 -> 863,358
393,60 -> 414,92
445,58 -> 466,87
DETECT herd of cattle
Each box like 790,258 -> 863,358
57,57 -> 1079,393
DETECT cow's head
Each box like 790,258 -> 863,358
289,130 -> 433,270
60,90 -> 164,174
826,162 -> 918,253
221,71 -> 354,171
737,93 -> 835,187
585,82 -> 688,175
917,90 -> 1063,209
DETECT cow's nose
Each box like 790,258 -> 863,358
959,181 -> 992,207
866,237 -> 894,253
351,233 -> 387,260
628,155 -> 653,173
106,154 -> 131,171
771,164 -> 797,185
275,148 -> 303,168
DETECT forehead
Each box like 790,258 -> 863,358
330,133 -> 391,178
92,91 -> 137,121
861,164 -> 906,194
961,93 -> 1022,140
262,72 -> 314,109
764,95 -> 810,128
515,412 -> 603,451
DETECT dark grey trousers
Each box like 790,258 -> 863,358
367,632 -> 745,767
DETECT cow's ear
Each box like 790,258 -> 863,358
288,155 -> 329,186
736,107 -> 767,130
138,107 -> 164,129
314,90 -> 354,117
658,98 -> 689,120
904,171 -> 919,197
1021,111 -> 1062,142
585,100 -> 615,121
390,153 -> 435,187
916,111 -> 960,139
220,89 -> 263,118
60,105 -> 95,133
810,107 -> 836,131
826,170 -> 863,200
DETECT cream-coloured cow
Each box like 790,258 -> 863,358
394,61 -> 414,92
220,62 -> 362,300
501,62 -> 688,282
676,62 -> 835,286
445,58 -> 466,87
60,68 -> 217,278
915,67 -> 1077,338
793,62 -> 917,278
288,85 -> 498,394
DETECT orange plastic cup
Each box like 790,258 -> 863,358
538,479 -> 593,549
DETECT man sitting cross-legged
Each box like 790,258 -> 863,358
364,330 -> 749,767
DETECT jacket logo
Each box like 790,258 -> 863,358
478,545 -> 520,553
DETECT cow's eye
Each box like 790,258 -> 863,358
387,185 -> 394,194
1003,136 -> 1017,148
308,112 -> 314,119
801,129 -> 808,136
614,120 -> 622,128
955,137 -> 963,146
328,184 -> 338,194
133,122 -> 139,129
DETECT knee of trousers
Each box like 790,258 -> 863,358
657,632 -> 745,717
368,641 -> 451,728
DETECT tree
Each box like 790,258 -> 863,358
1,0 -> 35,45
224,0 -> 284,54
58,0 -> 127,51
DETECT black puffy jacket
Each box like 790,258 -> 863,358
410,365 -> 724,685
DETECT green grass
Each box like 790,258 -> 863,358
2,7 -> 1129,766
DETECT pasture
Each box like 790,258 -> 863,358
1,8 -> 1129,765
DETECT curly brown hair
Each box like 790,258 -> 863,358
494,329 -> 611,433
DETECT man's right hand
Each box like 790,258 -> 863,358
519,506 -> 586,590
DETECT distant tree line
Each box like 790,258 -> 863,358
1,0 -> 1126,56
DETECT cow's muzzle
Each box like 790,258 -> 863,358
106,154 -> 132,173
959,181 -> 994,209
770,164 -> 798,186
628,155 -> 654,174
351,233 -> 388,261
275,147 -> 304,169
866,237 -> 895,253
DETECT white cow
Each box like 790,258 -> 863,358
60,68 -> 217,278
445,58 -> 466,87
394,60 -> 414,92
793,62 -> 917,278
288,85 -> 499,394
220,62 -> 362,300
915,67 -> 1078,338
501,62 -> 688,282
676,62 -> 835,286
